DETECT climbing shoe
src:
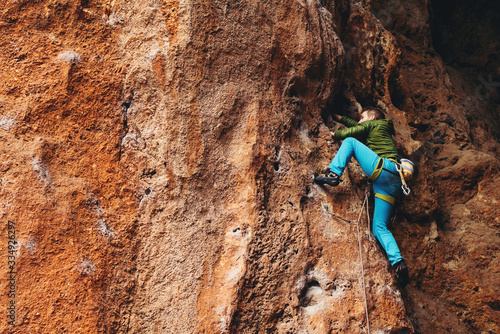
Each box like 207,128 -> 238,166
314,172 -> 341,187
394,259 -> 409,288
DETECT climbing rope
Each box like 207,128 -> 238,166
322,204 -> 359,225
356,193 -> 371,334
323,189 -> 371,334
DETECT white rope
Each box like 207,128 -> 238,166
323,191 -> 371,333
356,193 -> 371,334
323,205 -> 359,225
365,188 -> 372,234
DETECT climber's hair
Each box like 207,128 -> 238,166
363,107 -> 385,120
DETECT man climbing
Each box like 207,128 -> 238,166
315,107 -> 410,288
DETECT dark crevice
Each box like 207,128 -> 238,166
299,280 -> 321,307
389,71 -> 407,110
429,0 -> 500,69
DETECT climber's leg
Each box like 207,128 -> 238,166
372,168 -> 408,287
329,137 -> 380,177
372,196 -> 403,266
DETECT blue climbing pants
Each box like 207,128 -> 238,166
329,137 -> 403,265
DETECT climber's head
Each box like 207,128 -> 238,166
359,107 -> 385,123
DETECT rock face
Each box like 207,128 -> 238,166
0,0 -> 498,333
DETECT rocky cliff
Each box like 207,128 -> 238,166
0,0 -> 498,333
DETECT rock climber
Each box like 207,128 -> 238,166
315,107 -> 410,288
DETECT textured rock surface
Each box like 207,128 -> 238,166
0,0 -> 498,333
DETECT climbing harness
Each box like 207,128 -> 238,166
368,158 -> 385,181
369,157 -> 414,197
323,189 -> 371,334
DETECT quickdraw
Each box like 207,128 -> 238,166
395,163 -> 411,195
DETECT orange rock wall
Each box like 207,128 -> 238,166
0,0 -> 498,333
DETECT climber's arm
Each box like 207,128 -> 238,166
332,123 -> 369,140
339,116 -> 360,128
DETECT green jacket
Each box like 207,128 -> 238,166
333,116 -> 400,161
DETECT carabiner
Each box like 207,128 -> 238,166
402,185 -> 411,196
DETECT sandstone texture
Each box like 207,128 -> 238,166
0,0 -> 498,333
